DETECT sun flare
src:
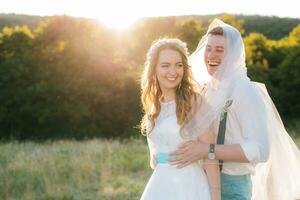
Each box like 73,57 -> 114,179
67,0 -> 143,31
96,15 -> 139,31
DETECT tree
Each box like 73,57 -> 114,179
216,14 -> 245,35
176,18 -> 205,52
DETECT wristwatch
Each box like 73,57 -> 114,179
208,144 -> 216,160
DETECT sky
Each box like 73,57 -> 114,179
0,0 -> 299,30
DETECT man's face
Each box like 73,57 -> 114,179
204,35 -> 226,76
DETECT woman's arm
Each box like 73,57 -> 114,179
147,136 -> 156,170
201,130 -> 221,200
150,152 -> 156,170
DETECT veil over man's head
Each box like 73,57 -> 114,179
189,18 -> 248,87
181,19 -> 249,139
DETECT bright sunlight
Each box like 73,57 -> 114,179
1,0 -> 299,30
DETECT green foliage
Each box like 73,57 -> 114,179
244,26 -> 300,122
0,16 -> 141,139
0,14 -> 299,139
237,15 -> 300,39
217,14 -> 245,35
273,47 -> 300,119
244,32 -> 270,70
0,13 -> 45,31
176,17 -> 205,52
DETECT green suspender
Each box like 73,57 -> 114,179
217,100 -> 233,171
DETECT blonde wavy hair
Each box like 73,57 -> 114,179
140,38 -> 199,135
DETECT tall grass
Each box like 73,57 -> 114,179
1,135 -> 300,200
0,139 -> 151,200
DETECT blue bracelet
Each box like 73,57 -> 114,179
156,152 -> 169,164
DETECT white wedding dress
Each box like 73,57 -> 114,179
140,100 -> 211,200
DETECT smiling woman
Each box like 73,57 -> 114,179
139,38 -> 220,200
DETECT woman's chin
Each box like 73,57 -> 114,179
161,84 -> 180,91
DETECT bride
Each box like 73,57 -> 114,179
139,38 -> 221,200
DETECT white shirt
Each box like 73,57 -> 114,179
221,80 -> 270,175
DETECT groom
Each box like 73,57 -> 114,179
170,20 -> 270,200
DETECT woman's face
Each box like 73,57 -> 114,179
204,35 -> 226,76
155,48 -> 184,95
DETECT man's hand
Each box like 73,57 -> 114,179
169,140 -> 209,168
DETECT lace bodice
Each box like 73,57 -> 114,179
147,100 -> 189,155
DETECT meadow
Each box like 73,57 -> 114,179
0,139 -> 150,200
1,137 -> 300,200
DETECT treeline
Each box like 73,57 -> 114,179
2,13 -> 300,40
0,14 -> 299,140
0,14 -> 45,30
236,15 -> 300,40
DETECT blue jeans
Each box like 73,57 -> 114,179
221,173 -> 252,200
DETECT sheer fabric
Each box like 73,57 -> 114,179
184,18 -> 300,199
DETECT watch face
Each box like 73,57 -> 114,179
208,152 -> 216,160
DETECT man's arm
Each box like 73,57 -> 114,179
170,83 -> 270,166
203,130 -> 221,200
170,142 -> 248,168
215,144 -> 248,162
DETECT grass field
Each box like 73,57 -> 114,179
0,139 -> 151,200
1,137 -> 300,200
